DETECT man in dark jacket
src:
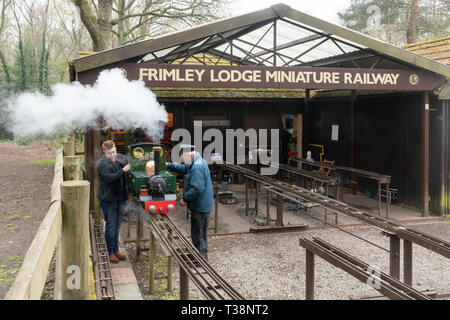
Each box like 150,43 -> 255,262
167,147 -> 213,260
97,140 -> 130,263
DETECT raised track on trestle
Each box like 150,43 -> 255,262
145,213 -> 244,300
218,162 -> 450,259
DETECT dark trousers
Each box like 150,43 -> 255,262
190,211 -> 210,260
99,199 -> 126,255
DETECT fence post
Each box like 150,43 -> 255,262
56,152 -> 81,299
63,136 -> 76,157
63,156 -> 81,181
60,180 -> 90,300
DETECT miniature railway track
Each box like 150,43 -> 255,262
89,213 -> 115,300
300,237 -> 433,300
219,162 -> 450,259
146,213 -> 244,300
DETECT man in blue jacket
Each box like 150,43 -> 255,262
167,147 -> 213,260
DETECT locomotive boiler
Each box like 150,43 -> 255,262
126,143 -> 177,214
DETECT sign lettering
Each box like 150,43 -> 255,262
79,63 -> 446,91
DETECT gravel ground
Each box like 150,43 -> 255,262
163,222 -> 450,300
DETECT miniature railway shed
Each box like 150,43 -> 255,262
69,3 -> 450,217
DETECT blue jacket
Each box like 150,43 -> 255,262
168,152 -> 213,213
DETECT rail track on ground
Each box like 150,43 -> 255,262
145,213 -> 244,300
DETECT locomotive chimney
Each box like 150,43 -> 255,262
153,147 -> 162,176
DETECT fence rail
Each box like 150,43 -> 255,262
5,135 -> 91,300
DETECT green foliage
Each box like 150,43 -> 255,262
0,84 -> 13,140
38,32 -> 50,95
0,29 -> 51,139
0,266 -> 20,286
5,224 -> 18,231
20,158 -> 56,166
15,34 -> 27,91
16,137 -> 32,145
6,256 -> 20,261
6,213 -> 21,221
338,0 -> 450,45
0,50 -> 12,84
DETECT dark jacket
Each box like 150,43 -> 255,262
168,152 -> 213,213
97,153 -> 128,202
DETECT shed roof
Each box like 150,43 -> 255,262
402,36 -> 450,66
71,3 -> 450,80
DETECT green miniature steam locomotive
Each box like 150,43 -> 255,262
126,143 -> 177,214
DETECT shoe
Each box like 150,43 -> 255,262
114,251 -> 127,261
109,254 -> 119,264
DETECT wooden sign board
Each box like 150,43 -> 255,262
78,62 -> 446,91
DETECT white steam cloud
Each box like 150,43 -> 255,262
5,68 -> 168,140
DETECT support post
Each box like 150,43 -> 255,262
167,227 -> 173,291
56,153 -> 80,300
167,255 -> 173,291
266,189 -> 270,225
127,203 -> 131,239
385,183 -> 390,219
214,184 -> 218,234
404,240 -> 413,286
180,267 -> 189,300
148,231 -> 155,294
60,180 -> 90,300
378,181 -> 382,216
86,129 -> 101,223
422,92 -> 430,217
245,179 -> 249,216
255,181 -> 259,215
350,90 -> 357,168
276,194 -> 283,226
63,136 -> 75,157
136,210 -> 141,260
389,235 -> 401,279
303,89 -> 310,155
63,156 -> 81,181
305,249 -> 315,300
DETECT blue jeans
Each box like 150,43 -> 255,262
99,199 -> 127,255
191,212 -> 209,260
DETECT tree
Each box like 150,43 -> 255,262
71,0 -> 233,51
338,0 -> 450,45
407,0 -> 420,43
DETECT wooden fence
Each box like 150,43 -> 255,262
5,136 -> 92,300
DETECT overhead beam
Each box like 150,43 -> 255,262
155,21 -> 274,65
252,34 -> 325,59
285,8 -> 450,78
72,7 -> 280,72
